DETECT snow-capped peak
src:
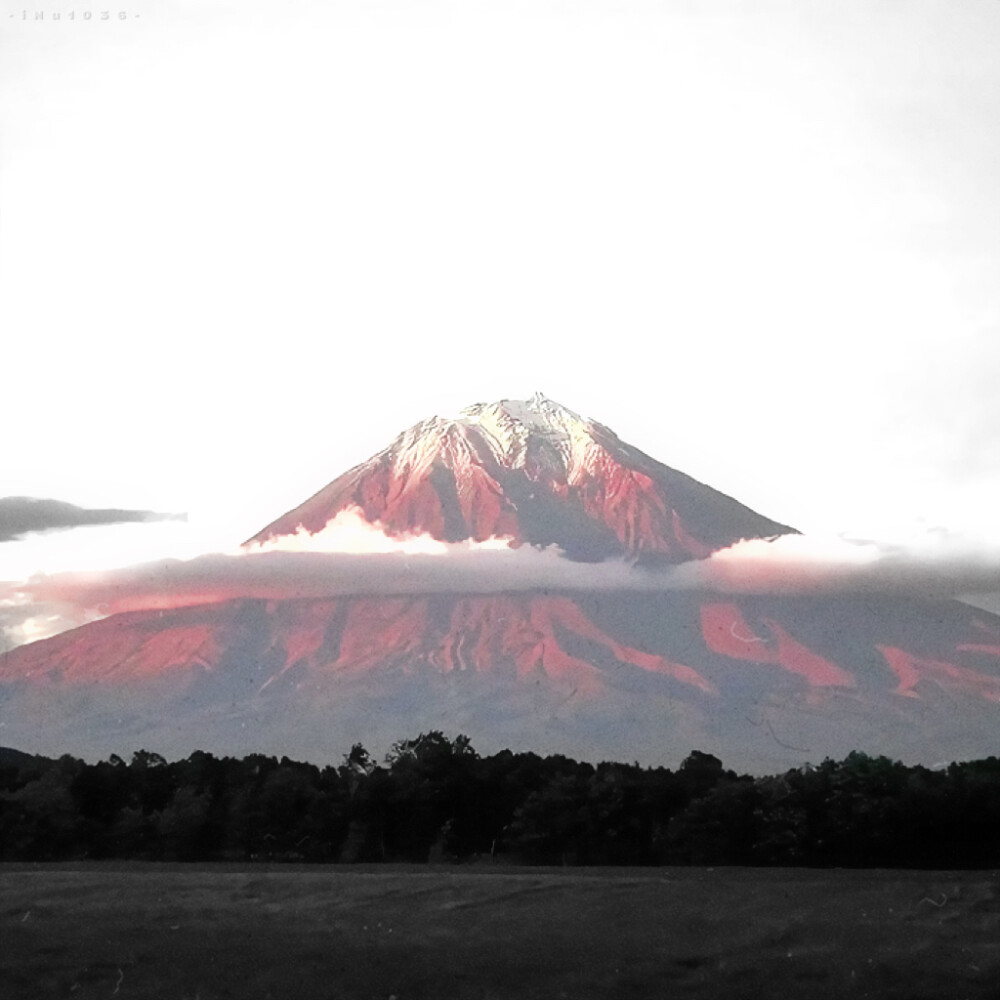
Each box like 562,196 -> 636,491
430,394 -> 598,472
246,394 -> 796,561
461,392 -> 587,430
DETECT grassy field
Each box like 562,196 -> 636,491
2,864 -> 998,999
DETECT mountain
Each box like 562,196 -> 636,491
1,395 -> 999,772
247,393 -> 795,561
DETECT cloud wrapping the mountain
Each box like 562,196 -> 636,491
244,508 -> 515,556
3,529 -> 1000,650
10,546 -> 649,617
672,532 -> 1000,598
0,496 -> 183,543
4,509 -> 1000,647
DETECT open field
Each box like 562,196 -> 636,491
2,865 -> 999,999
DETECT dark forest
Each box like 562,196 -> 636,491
2,736 -> 998,868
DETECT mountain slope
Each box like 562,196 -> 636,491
3,588 -> 999,771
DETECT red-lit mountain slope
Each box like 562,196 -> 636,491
246,393 -> 795,562
1,395 -> 999,771
2,589 -> 999,771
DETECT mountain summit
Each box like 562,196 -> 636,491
247,393 -> 794,561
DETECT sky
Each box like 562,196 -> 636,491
2,0 -> 1000,638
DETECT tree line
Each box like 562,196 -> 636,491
1,735 -> 998,867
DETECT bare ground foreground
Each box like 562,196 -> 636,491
2,865 -> 999,999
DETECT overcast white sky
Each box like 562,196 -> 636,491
2,0 -> 999,581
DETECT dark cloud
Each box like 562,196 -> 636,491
0,497 -> 184,543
